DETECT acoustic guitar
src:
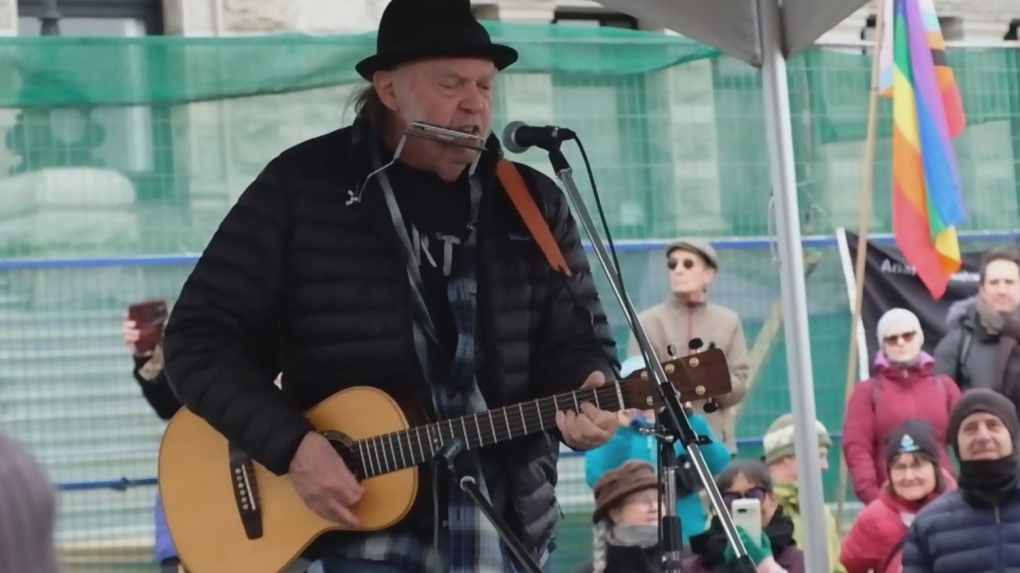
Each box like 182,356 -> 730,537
158,350 -> 732,573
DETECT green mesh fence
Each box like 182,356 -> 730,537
0,23 -> 1018,572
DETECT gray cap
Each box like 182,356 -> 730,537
0,431 -> 61,573
666,239 -> 719,270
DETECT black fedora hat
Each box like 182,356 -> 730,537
356,0 -> 519,81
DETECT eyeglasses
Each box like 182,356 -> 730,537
721,487 -> 768,507
667,259 -> 696,271
883,331 -> 917,345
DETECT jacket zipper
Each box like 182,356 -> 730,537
995,506 -> 1003,571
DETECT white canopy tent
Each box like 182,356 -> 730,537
592,0 -> 873,570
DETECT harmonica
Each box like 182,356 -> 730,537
405,121 -> 487,151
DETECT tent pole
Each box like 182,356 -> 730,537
756,0 -> 831,572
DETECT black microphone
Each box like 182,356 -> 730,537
501,121 -> 577,154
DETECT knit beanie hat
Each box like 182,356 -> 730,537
762,413 -> 833,465
876,307 -> 924,347
592,461 -> 659,523
948,388 -> 1020,453
0,431 -> 61,573
885,419 -> 941,470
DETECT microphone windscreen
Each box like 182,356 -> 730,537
501,121 -> 527,154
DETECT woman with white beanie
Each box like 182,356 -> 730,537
842,308 -> 962,504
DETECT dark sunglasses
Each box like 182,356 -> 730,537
667,259 -> 696,271
883,331 -> 917,345
721,487 -> 768,507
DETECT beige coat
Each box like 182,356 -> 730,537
628,298 -> 749,452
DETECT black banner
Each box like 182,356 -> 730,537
840,230 -> 984,375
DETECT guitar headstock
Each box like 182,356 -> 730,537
618,349 -> 732,410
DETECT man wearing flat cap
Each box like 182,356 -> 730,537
628,239 -> 750,454
902,388 -> 1020,573
163,1 -> 620,572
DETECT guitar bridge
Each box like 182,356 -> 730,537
228,442 -> 264,540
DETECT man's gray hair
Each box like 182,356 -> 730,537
351,84 -> 387,128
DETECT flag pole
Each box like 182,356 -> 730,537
836,0 -> 889,534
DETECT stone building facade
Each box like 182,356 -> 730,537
0,0 -> 1015,233
1,0 -> 1015,39
1,0 -> 1017,242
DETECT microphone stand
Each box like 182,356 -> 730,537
543,142 -> 755,573
637,412 -> 688,571
435,439 -> 544,573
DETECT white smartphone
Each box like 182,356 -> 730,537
730,498 -> 763,543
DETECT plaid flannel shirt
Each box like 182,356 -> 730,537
326,178 -> 550,573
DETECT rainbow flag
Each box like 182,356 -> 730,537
877,0 -> 968,299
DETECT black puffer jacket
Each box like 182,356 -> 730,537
163,119 -> 618,552
131,354 -> 181,421
902,486 -> 1020,573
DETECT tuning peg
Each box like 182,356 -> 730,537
702,399 -> 719,414
666,344 -> 677,358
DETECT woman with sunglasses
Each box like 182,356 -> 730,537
682,460 -> 804,573
842,308 -> 961,504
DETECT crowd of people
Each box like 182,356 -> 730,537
2,2 -> 1020,573
6,229 -> 1020,573
571,242 -> 1020,573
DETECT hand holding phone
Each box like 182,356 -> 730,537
730,498 -> 763,545
126,300 -> 169,355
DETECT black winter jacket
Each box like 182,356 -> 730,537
131,354 -> 181,421
162,120 -> 618,553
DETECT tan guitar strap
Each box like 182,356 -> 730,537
496,159 -> 573,277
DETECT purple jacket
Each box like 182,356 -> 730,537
154,493 -> 177,562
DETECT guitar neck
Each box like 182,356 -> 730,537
354,383 -> 636,479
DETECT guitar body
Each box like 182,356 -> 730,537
158,386 -> 421,573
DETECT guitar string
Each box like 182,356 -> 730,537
247,384 -> 629,496
347,384 -> 627,464
248,382 -> 660,494
250,374 -> 715,497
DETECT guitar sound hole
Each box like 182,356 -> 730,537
321,430 -> 365,481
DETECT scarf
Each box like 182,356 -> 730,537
959,456 -> 1020,507
976,297 -> 1008,336
607,525 -> 660,548
601,525 -> 661,573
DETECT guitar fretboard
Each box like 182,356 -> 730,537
353,383 -> 628,478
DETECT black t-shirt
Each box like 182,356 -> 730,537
385,158 -> 472,374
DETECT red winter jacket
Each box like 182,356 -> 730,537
842,352 -> 960,504
839,477 -> 955,573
